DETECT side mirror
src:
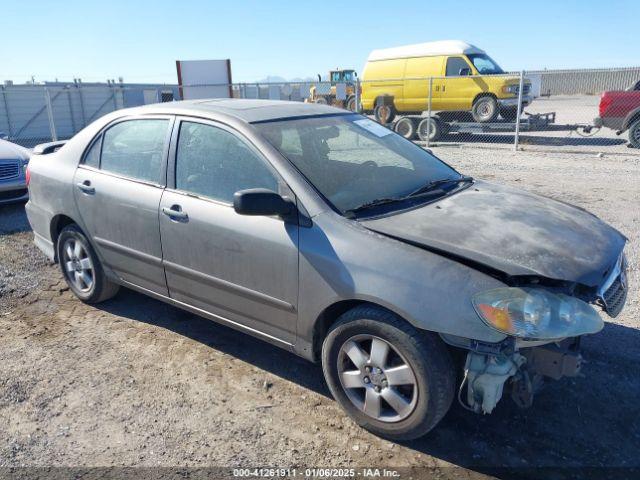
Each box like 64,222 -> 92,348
233,188 -> 295,219
459,67 -> 471,76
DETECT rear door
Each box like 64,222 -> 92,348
159,118 -> 299,345
73,116 -> 173,295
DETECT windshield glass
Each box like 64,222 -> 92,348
254,114 -> 460,214
467,53 -> 504,75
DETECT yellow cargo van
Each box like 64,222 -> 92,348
361,40 -> 532,123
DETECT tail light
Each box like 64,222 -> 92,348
599,93 -> 612,116
25,164 -> 31,187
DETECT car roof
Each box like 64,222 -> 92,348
129,98 -> 348,124
367,40 -> 485,62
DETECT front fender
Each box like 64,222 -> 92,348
295,212 -> 507,358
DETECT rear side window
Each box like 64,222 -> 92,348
175,122 -> 278,203
100,119 -> 169,184
83,135 -> 101,168
446,57 -> 471,77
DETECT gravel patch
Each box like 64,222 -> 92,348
0,148 -> 638,476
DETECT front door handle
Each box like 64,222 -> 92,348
76,181 -> 95,194
162,205 -> 188,220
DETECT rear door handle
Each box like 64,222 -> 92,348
162,205 -> 188,220
76,181 -> 95,194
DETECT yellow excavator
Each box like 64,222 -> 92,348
307,69 -> 358,111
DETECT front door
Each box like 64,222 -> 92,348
73,116 -> 173,295
159,119 -> 299,345
439,56 -> 487,111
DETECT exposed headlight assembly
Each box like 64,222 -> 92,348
502,84 -> 519,95
472,288 -> 604,340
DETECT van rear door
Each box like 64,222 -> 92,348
362,59 -> 406,110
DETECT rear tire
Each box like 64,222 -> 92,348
394,117 -> 417,139
629,119 -> 640,148
417,117 -> 443,142
374,104 -> 396,124
472,96 -> 499,123
321,306 -> 455,440
56,224 -> 119,304
314,97 -> 328,105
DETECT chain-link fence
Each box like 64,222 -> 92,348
2,67 -> 639,154
358,70 -> 640,153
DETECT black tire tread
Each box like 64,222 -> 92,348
322,305 -> 455,439
629,119 -> 640,148
57,224 -> 120,304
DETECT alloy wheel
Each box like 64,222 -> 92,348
62,238 -> 94,292
337,334 -> 418,422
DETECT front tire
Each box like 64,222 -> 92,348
629,119 -> 640,148
321,306 -> 455,440
57,224 -> 119,303
472,96 -> 499,123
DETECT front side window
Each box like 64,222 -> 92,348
175,122 -> 278,203
100,119 -> 169,183
466,53 -> 504,75
446,57 -> 472,77
255,114 -> 461,215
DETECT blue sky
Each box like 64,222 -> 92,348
2,0 -> 638,84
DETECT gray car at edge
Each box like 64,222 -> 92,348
25,99 -> 628,440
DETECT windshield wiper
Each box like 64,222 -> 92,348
407,175 -> 473,198
344,175 -> 473,218
343,196 -> 406,217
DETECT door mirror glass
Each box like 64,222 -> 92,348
233,189 -> 294,219
459,67 -> 471,76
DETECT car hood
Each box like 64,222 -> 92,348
361,180 -> 626,288
0,139 -> 30,161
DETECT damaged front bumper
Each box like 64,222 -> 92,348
460,338 -> 584,414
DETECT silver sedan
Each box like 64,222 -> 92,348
25,100 -> 627,439
0,138 -> 30,204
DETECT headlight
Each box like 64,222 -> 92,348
502,84 -> 519,95
472,288 -> 603,340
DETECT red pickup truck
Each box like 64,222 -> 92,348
594,80 -> 640,148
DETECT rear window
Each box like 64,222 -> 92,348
82,135 -> 101,168
100,119 -> 168,184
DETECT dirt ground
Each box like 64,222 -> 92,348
0,146 -> 639,480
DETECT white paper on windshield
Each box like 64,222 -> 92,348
353,119 -> 393,137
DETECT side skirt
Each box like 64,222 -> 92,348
117,278 -> 296,352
